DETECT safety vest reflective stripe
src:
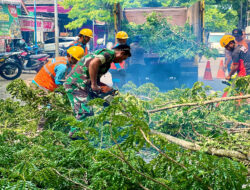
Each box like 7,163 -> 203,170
36,84 -> 49,92
43,64 -> 55,79
44,60 -> 67,79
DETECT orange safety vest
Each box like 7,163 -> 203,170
68,40 -> 88,56
110,61 -> 125,70
85,46 -> 88,55
110,43 -> 125,70
34,57 -> 67,92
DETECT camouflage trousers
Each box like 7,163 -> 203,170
65,85 -> 94,121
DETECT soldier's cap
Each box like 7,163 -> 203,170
112,44 -> 131,57
232,29 -> 243,37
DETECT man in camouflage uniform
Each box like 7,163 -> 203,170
64,45 -> 131,132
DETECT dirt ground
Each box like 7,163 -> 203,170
0,57 -> 228,99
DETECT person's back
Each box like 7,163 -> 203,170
65,48 -> 116,91
33,57 -> 68,91
225,29 -> 249,72
231,45 -> 250,76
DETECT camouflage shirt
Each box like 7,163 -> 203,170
64,49 -> 115,92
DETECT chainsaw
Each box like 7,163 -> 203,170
89,84 -> 119,106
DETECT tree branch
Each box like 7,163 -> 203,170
223,121 -> 250,128
108,150 -> 172,190
52,168 -> 90,190
140,128 -> 212,190
227,128 -> 250,133
148,95 -> 250,113
150,130 -> 249,161
108,115 -> 172,190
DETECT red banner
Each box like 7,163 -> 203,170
19,18 -> 54,32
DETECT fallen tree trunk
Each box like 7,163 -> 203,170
148,95 -> 250,113
150,130 -> 249,161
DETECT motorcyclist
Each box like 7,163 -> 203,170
95,38 -> 106,50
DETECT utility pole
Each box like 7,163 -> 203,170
92,19 -> 95,51
240,0 -> 243,28
114,3 -> 118,44
54,0 -> 59,57
34,0 -> 37,54
114,3 -> 121,44
200,0 -> 205,43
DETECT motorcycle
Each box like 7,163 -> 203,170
0,52 -> 23,80
19,50 -> 50,72
13,41 -> 49,73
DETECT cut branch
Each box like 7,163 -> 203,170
228,128 -> 250,133
148,95 -> 250,113
52,168 -> 90,190
150,130 -> 249,161
140,128 -> 212,190
223,121 -> 250,128
109,119 -> 172,190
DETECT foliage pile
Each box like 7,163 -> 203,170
124,13 -> 218,62
0,77 -> 249,189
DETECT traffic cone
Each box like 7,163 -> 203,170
203,61 -> 213,80
216,60 -> 225,79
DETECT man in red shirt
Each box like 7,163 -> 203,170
224,29 -> 249,72
220,35 -> 250,79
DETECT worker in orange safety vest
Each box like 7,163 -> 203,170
67,28 -> 93,56
110,31 -> 129,87
110,31 -> 129,70
32,46 -> 85,92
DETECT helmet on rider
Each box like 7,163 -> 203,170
97,38 -> 104,45
220,35 -> 235,48
17,39 -> 26,48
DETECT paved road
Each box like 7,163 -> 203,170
0,71 -> 36,99
198,56 -> 228,93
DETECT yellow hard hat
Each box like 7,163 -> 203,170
79,28 -> 93,38
220,35 -> 235,47
116,31 -> 129,39
67,46 -> 84,61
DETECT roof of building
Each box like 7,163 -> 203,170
124,7 -> 188,26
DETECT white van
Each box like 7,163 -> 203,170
44,37 -> 78,52
207,32 -> 226,55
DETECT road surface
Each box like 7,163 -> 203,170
0,71 -> 36,99
198,56 -> 228,93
